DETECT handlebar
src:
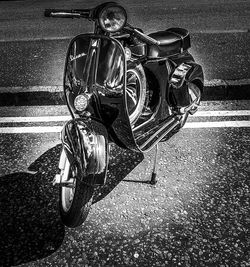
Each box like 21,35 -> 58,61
125,24 -> 160,46
133,28 -> 160,46
44,9 -> 91,19
44,9 -> 159,46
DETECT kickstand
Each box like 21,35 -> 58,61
149,143 -> 159,185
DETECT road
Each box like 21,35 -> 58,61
0,0 -> 249,266
0,0 -> 249,87
0,0 -> 250,41
0,32 -> 250,87
0,100 -> 249,266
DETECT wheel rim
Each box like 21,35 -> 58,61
126,69 -> 143,123
61,162 -> 76,212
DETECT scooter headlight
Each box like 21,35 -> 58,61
74,94 -> 89,112
98,4 -> 127,33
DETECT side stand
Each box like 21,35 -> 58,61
149,143 -> 159,185
122,144 -> 159,185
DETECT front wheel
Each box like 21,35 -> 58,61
59,150 -> 94,228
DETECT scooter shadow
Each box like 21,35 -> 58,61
0,144 -> 64,267
0,143 -> 144,266
93,144 -> 144,203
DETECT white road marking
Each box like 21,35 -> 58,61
193,110 -> 250,117
0,121 -> 249,133
0,116 -> 70,123
0,126 -> 62,134
0,110 -> 249,123
184,120 -> 250,128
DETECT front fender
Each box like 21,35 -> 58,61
61,118 -> 108,185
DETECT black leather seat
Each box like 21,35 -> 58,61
147,28 -> 191,58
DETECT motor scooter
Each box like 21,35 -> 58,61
44,2 -> 204,228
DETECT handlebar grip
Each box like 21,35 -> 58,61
44,9 -> 73,17
44,9 -> 80,18
44,8 -> 91,19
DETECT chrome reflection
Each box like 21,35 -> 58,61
126,69 -> 142,123
96,39 -> 124,95
64,35 -> 125,99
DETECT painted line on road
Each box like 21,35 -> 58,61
193,110 -> 250,117
0,116 -> 70,123
184,120 -> 250,128
0,120 -> 249,133
0,110 -> 249,123
0,126 -> 62,134
1,79 -> 250,94
0,85 -> 64,93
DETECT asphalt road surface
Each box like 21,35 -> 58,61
0,100 -> 249,266
0,1 -> 250,266
0,32 -> 250,88
0,0 -> 249,88
0,0 -> 249,41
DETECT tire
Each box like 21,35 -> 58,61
126,61 -> 146,124
59,152 -> 94,228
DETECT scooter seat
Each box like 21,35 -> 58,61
147,28 -> 191,58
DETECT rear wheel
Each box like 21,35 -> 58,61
59,151 -> 94,228
126,62 -> 146,124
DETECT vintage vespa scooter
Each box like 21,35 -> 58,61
44,2 -> 204,227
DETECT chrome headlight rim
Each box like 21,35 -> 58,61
74,94 -> 90,112
98,4 -> 127,33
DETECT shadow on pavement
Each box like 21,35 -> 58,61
0,143 -> 144,266
0,145 -> 65,267
93,144 -> 144,203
